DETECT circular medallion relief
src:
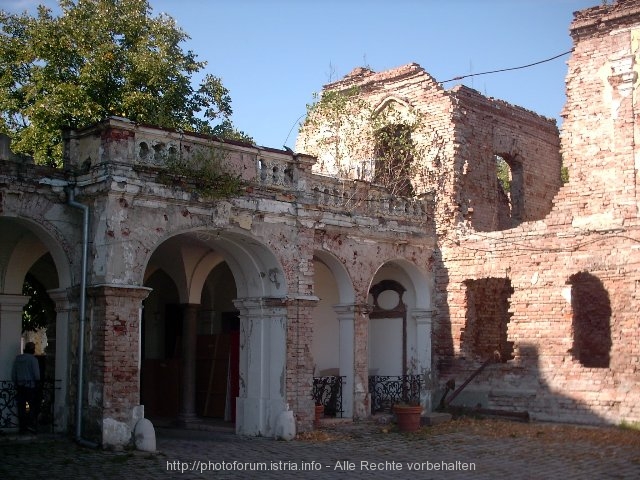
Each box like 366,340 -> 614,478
377,289 -> 400,310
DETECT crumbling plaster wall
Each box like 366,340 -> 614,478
56,117 -> 436,439
435,0 -> 640,425
296,63 -> 563,234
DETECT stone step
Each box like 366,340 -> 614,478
421,412 -> 452,426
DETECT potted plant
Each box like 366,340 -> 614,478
314,402 -> 325,427
393,402 -> 422,432
393,362 -> 423,432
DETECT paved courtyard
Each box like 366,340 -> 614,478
1,418 -> 639,479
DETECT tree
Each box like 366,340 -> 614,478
22,273 -> 55,332
0,0 -> 250,166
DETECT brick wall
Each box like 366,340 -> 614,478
435,0 -> 640,425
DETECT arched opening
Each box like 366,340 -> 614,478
140,229 -> 287,435
141,269 -> 180,418
369,279 -> 407,376
366,260 -> 432,414
0,217 -> 71,433
567,272 -> 611,368
311,251 -> 355,418
374,124 -> 415,197
494,153 -> 524,229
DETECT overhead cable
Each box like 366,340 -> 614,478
440,50 -> 572,84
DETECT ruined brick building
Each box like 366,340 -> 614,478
0,0 -> 638,447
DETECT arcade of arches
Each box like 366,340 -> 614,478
2,0 -> 640,448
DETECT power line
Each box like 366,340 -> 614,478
440,50 -> 572,84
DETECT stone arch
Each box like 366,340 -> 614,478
313,250 -> 354,304
0,216 -> 72,433
1,217 -> 71,293
141,228 -> 286,302
140,227 -> 288,436
311,250 -> 356,418
372,96 -> 413,118
367,258 -> 433,411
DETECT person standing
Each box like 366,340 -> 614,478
11,342 -> 40,434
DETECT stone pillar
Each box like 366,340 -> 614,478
412,309 -> 434,411
353,303 -> 372,420
178,303 -> 199,424
333,304 -> 356,419
234,297 -> 289,436
47,288 -> 73,433
86,285 -> 150,447
0,294 -> 29,381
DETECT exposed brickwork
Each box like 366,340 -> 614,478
462,277 -> 514,362
285,297 -> 317,431
84,286 -> 150,443
2,0 -> 638,447
297,62 -> 562,234
434,0 -> 640,425
296,0 -> 640,426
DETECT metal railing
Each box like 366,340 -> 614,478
0,379 -> 60,432
368,374 -> 423,414
312,376 -> 344,418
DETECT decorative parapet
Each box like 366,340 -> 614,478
64,117 -> 433,222
305,175 -> 433,220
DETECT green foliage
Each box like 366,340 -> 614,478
561,165 -> 569,184
619,420 -> 640,431
22,273 -> 55,332
301,85 -> 434,198
207,118 -> 254,144
496,155 -> 511,194
0,0 -> 250,166
159,147 -> 244,199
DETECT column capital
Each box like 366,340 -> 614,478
332,303 -> 372,318
285,295 -> 319,308
0,293 -> 29,311
87,284 -> 152,301
47,288 -> 73,308
411,309 -> 434,324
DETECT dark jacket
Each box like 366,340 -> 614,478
11,353 -> 40,388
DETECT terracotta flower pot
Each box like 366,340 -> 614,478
393,404 -> 422,432
314,404 -> 325,427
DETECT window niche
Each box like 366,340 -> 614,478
495,154 -> 524,229
567,272 -> 612,368
373,124 -> 414,197
462,277 -> 514,362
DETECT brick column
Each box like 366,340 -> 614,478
178,303 -> 199,424
0,294 -> 29,381
86,285 -> 150,447
353,303 -> 373,420
47,288 -> 73,433
412,308 -> 434,411
333,304 -> 356,418
285,296 -> 318,432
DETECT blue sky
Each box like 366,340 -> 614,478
4,0 -> 599,149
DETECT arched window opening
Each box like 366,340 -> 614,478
567,272 -> 611,368
495,154 -> 524,229
374,124 -> 414,197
